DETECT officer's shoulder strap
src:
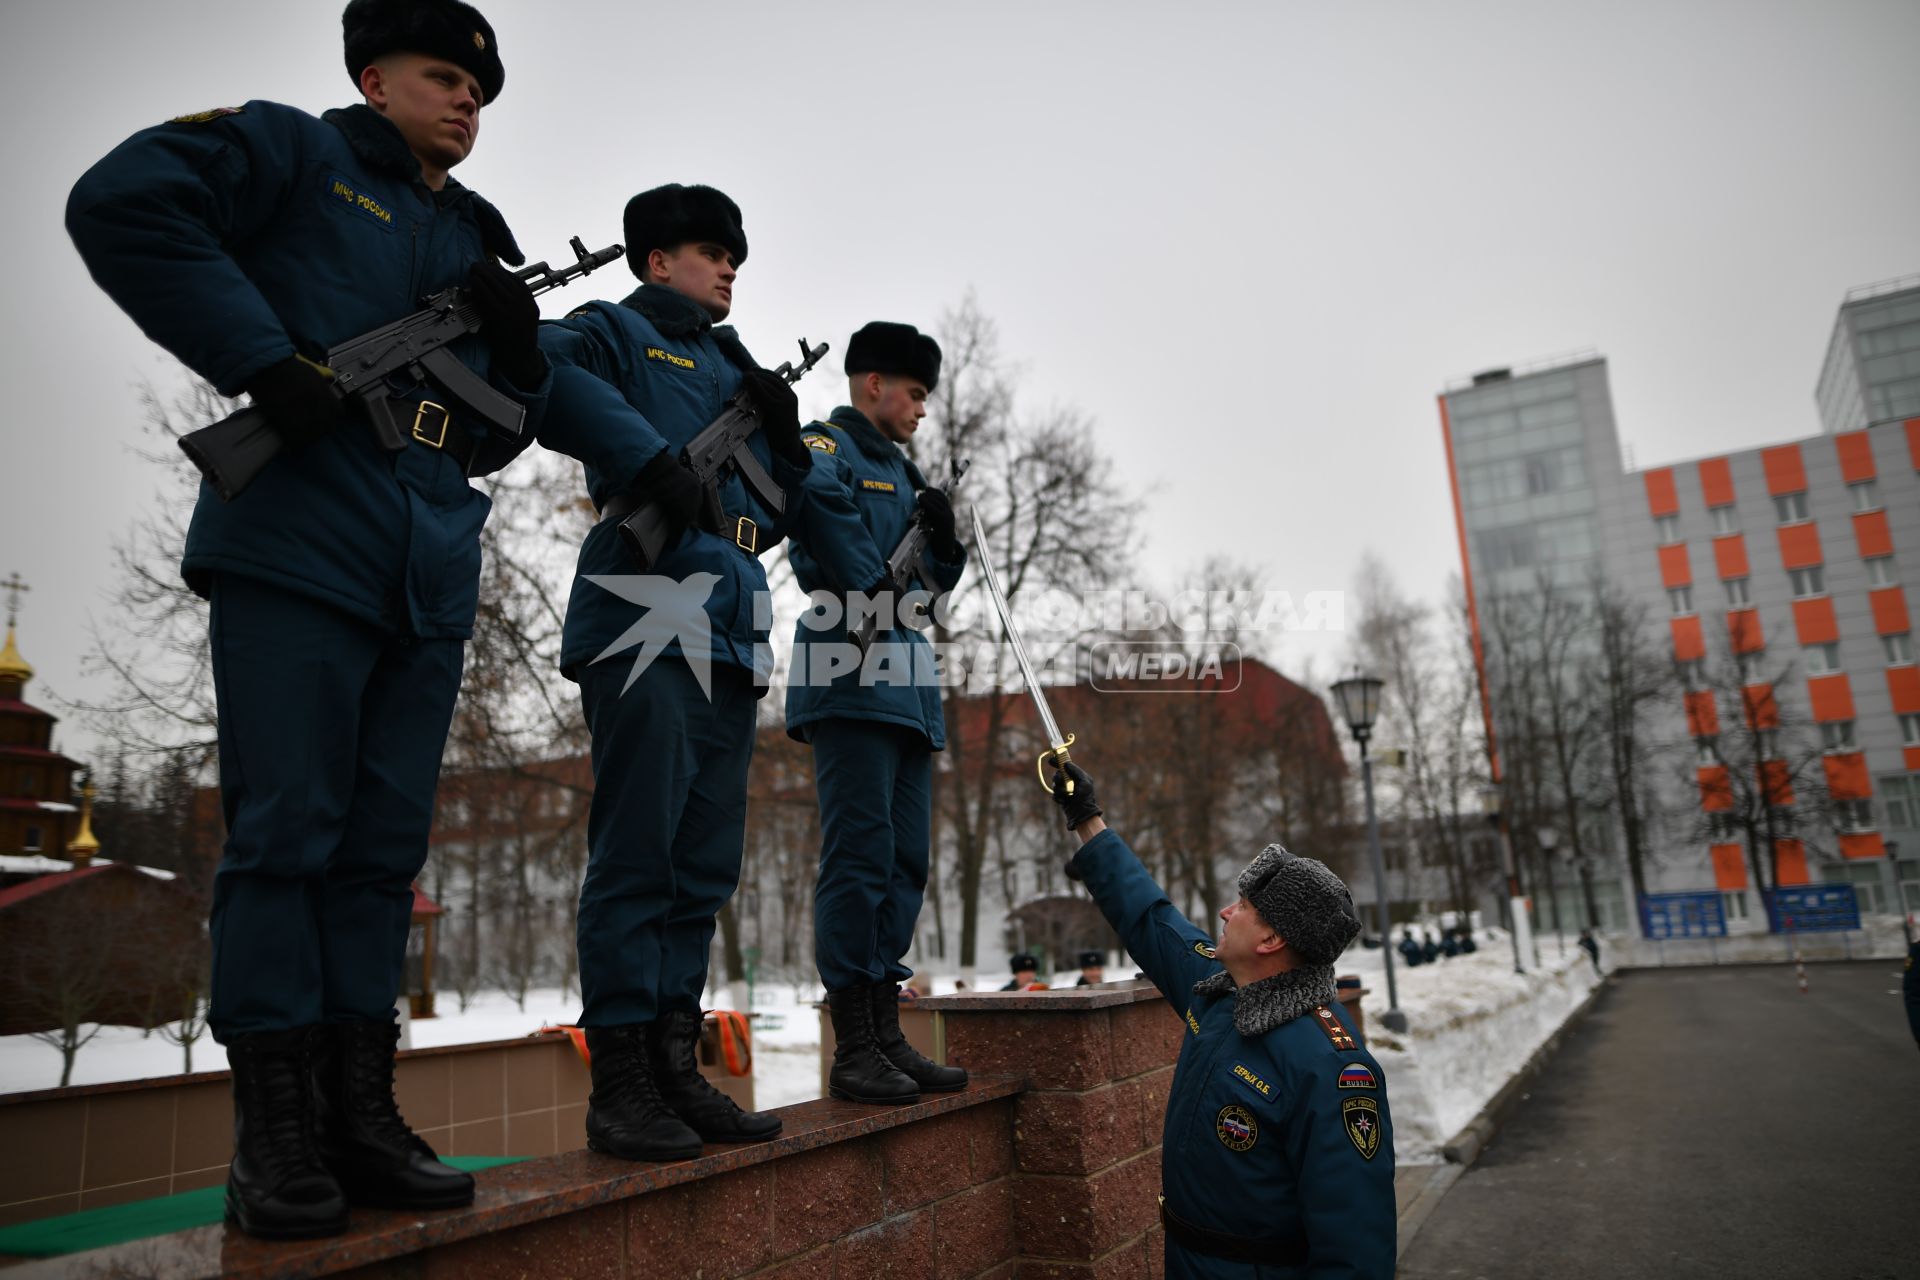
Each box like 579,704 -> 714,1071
1309,1005 -> 1357,1052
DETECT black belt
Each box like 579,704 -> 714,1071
599,491 -> 763,555
1158,1196 -> 1307,1266
403,399 -> 481,475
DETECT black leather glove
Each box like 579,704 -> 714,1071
916,488 -> 962,559
467,260 -> 544,387
743,368 -> 807,465
1049,761 -> 1103,830
247,355 -> 346,453
628,452 -> 715,552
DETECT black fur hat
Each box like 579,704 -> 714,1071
1010,953 -> 1039,973
624,184 -> 748,279
1238,843 -> 1360,966
1077,950 -> 1104,969
845,321 -> 942,393
343,0 -> 505,105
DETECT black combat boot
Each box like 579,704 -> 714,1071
647,1010 -> 783,1143
223,1027 -> 349,1240
584,1025 -> 704,1162
826,986 -> 920,1105
871,982 -> 968,1093
313,1019 -> 474,1210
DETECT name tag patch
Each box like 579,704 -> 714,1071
1338,1063 -> 1378,1091
326,175 -> 394,230
1231,1063 -> 1273,1098
1184,1008 -> 1200,1036
1216,1104 -> 1258,1152
646,347 -> 696,369
860,479 -> 897,492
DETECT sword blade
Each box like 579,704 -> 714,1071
967,506 -> 1068,749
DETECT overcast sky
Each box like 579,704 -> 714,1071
3,0 -> 1917,766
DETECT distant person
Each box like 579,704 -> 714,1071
1001,953 -> 1040,991
1420,931 -> 1440,965
1398,931 -> 1423,969
1902,936 -> 1917,1050
1049,760 -> 1395,1276
1075,950 -> 1107,986
1441,930 -> 1461,959
1459,928 -> 1478,955
1579,929 -> 1601,973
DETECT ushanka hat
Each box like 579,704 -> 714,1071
343,0 -> 506,104
624,184 -> 748,278
1238,843 -> 1360,965
845,321 -> 941,392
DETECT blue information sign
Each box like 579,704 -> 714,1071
1766,885 -> 1861,933
1640,891 -> 1728,939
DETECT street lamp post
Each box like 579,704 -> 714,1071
1479,786 -> 1529,974
1538,827 -> 1565,957
1330,674 -> 1408,1033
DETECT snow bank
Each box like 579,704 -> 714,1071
1338,935 -> 1604,1164
1608,915 -> 1909,967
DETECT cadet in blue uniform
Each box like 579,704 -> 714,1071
536,184 -> 813,1160
66,0 -> 543,1240
1050,762 -> 1396,1279
784,321 -> 968,1105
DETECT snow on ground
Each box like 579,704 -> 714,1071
1340,931 -> 1605,1163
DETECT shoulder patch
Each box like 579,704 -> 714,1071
804,433 -> 838,454
1184,1007 -> 1201,1036
1192,940 -> 1217,959
1215,1104 -> 1259,1152
169,106 -> 243,125
859,478 -> 897,492
1231,1062 -> 1273,1098
1337,1063 -> 1378,1091
1312,1006 -> 1357,1051
645,346 -> 696,370
1341,1097 -> 1382,1159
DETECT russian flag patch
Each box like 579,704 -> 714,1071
1337,1063 -> 1378,1091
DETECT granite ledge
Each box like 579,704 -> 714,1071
915,979 -> 1164,1012
5,1076 -> 1025,1280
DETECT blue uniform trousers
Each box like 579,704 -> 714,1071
809,718 -> 932,992
206,574 -> 462,1040
576,656 -> 757,1026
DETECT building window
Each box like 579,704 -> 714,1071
1789,565 -> 1826,598
1710,504 -> 1740,535
1695,736 -> 1720,765
1866,556 -> 1896,587
1738,651 -> 1768,685
1774,492 -> 1810,524
1833,798 -> 1875,833
1819,720 -> 1857,752
1885,632 -> 1915,665
23,825 -> 42,852
1804,642 -> 1842,676
1755,729 -> 1780,760
1885,776 -> 1920,829
1708,811 -> 1740,841
1724,577 -> 1750,606
1668,586 -> 1695,615
1848,479 -> 1879,512
1902,713 -> 1920,747
1655,514 -> 1680,544
1722,891 -> 1749,921
1677,658 -> 1706,688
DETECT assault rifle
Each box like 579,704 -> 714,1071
850,458 -> 970,654
615,338 -> 830,571
180,237 -> 625,501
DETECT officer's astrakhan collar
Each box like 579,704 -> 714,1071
826,407 -> 928,486
1192,963 -> 1338,1037
321,104 -> 523,264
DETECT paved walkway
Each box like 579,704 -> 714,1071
1397,962 -> 1919,1280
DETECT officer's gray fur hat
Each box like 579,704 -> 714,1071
343,0 -> 506,105
1239,843 -> 1360,966
624,184 -> 748,278
846,322 -> 942,393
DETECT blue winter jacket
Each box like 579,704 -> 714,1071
1069,829 -> 1397,1280
537,285 -> 816,688
784,408 -> 966,748
65,101 -> 549,639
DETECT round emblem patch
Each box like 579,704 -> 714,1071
1215,1103 -> 1258,1152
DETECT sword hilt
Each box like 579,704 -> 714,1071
1038,734 -> 1078,795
